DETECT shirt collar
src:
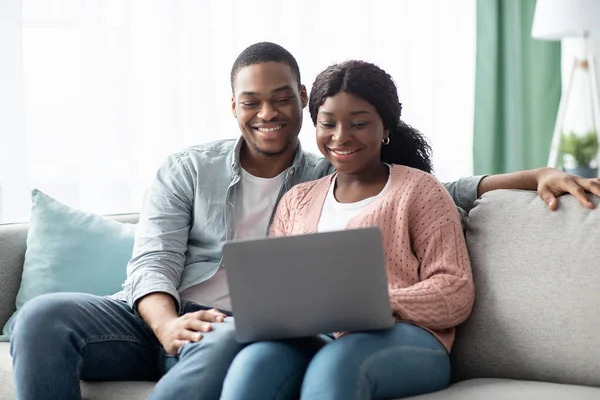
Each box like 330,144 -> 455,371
230,136 -> 304,176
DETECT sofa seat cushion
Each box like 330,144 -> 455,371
0,343 -> 14,400
0,342 -> 155,400
80,381 -> 156,400
405,378 -> 600,400
3,341 -> 599,400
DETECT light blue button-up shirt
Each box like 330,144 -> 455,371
115,138 -> 482,311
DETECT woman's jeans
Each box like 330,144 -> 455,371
221,322 -> 450,400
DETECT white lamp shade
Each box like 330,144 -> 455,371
532,0 -> 600,40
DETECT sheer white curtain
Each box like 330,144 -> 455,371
0,0 -> 475,223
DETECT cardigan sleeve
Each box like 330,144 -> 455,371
388,184 -> 475,330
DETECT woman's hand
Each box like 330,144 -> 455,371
536,167 -> 600,210
155,309 -> 226,355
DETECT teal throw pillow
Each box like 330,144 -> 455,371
1,189 -> 136,340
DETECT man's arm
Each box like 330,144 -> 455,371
138,293 -> 179,335
442,176 -> 485,213
123,153 -> 195,318
443,167 -> 600,213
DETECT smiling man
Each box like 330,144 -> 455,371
10,42 -> 600,400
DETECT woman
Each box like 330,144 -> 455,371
221,60 -> 474,400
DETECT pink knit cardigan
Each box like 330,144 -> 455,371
269,165 -> 475,351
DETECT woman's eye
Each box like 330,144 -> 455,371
351,122 -> 367,128
319,122 -> 335,129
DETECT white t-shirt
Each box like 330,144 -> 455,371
233,168 -> 287,240
317,166 -> 391,233
180,168 -> 286,311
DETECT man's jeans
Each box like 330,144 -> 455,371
10,292 -> 243,400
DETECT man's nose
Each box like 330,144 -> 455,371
257,102 -> 278,121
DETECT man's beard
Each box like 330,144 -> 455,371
249,138 -> 292,157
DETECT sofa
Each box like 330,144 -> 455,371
1,189 -> 600,399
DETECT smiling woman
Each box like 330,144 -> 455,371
220,59 -> 476,400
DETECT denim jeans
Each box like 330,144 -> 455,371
221,323 -> 450,400
10,292 -> 242,400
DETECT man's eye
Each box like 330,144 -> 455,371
275,97 -> 292,104
241,102 -> 258,108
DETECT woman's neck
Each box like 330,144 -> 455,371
334,163 -> 390,203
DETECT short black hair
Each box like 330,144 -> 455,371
230,42 -> 302,92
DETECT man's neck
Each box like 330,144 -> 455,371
240,141 -> 298,178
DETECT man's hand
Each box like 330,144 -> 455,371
536,167 -> 600,210
155,309 -> 226,355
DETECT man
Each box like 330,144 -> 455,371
10,42 -> 600,400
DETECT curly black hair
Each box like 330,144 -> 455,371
308,60 -> 433,173
230,42 -> 301,93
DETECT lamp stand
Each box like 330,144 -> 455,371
547,35 -> 600,177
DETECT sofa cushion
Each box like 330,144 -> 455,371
0,224 -> 27,338
80,381 -> 155,400
404,378 -> 600,400
1,190 -> 136,340
0,343 -> 14,400
451,190 -> 600,386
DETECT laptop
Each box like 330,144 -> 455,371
222,227 -> 395,343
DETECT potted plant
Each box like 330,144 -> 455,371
558,130 -> 599,178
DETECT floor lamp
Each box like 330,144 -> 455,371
532,0 -> 600,178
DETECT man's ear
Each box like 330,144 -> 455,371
231,96 -> 237,118
300,85 -> 308,109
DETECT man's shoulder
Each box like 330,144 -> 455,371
164,139 -> 237,173
297,150 -> 334,179
175,139 -> 237,160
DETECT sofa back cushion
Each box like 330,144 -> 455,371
451,190 -> 600,386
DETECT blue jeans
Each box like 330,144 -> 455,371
10,292 -> 242,400
221,323 -> 450,400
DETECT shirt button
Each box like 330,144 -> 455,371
289,168 -> 295,176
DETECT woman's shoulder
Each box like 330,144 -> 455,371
387,165 -> 461,234
387,165 -> 456,211
284,175 -> 332,203
389,165 -> 445,191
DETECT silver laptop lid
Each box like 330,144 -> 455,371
222,227 -> 395,343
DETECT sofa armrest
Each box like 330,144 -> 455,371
0,223 -> 27,329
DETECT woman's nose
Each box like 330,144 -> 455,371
332,125 -> 351,143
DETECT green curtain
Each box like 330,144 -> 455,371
474,0 -> 561,174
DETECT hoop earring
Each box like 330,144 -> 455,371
382,136 -> 390,145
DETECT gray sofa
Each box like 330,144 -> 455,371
1,190 -> 600,399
